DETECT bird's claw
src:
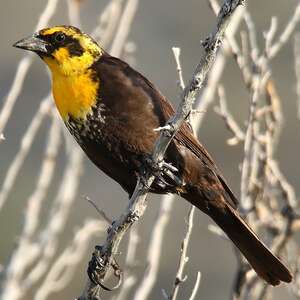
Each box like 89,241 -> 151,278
87,246 -> 105,286
158,160 -> 182,186
144,157 -> 177,176
142,157 -> 183,188
159,160 -> 178,173
87,245 -> 123,291
153,124 -> 173,135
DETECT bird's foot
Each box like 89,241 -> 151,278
153,123 -> 173,135
158,160 -> 182,185
159,160 -> 178,173
142,157 -> 183,189
87,245 -> 123,291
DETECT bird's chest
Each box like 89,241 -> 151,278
52,70 -> 99,121
65,105 -> 106,146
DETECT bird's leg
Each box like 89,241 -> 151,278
87,245 -> 123,291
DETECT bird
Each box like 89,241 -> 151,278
13,25 -> 292,286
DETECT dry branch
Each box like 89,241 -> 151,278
78,1 -> 245,299
35,220 -> 105,300
0,0 -> 59,138
129,6 -> 245,299
0,96 -> 52,210
169,206 -> 196,300
210,4 -> 300,298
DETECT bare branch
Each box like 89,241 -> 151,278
67,0 -> 83,28
134,14 -> 247,293
172,47 -> 185,91
86,196 -> 112,224
133,195 -> 174,300
0,0 -> 59,137
110,0 -> 139,57
169,206 -> 196,300
268,4 -> 300,59
91,0 -> 124,48
197,0 -> 245,128
79,1 -> 245,299
24,148 -> 83,289
294,33 -> 300,119
114,226 -> 140,300
34,220 -> 105,300
189,272 -> 201,300
214,85 -> 245,145
0,96 -> 52,210
0,113 -> 61,300
240,73 -> 270,210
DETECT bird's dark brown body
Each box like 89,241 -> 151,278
13,26 -> 292,286
72,54 -> 236,201
73,53 -> 291,285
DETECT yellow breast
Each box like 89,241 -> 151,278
51,69 -> 99,121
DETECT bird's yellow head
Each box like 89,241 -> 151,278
14,26 -> 103,121
14,25 -> 103,75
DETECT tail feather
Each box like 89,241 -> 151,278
185,193 -> 293,285
213,203 -> 292,285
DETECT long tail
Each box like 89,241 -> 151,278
184,193 -> 293,285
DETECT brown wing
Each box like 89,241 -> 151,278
92,53 -> 163,154
93,53 -> 238,207
122,58 -> 239,208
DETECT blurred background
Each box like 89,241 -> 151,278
0,0 -> 300,299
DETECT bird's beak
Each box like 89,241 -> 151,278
13,34 -> 49,54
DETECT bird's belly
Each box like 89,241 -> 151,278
83,138 -> 138,194
65,115 -> 184,196
66,118 -> 138,194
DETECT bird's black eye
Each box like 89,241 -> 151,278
54,32 -> 66,43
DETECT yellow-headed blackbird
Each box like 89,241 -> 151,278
14,25 -> 292,285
